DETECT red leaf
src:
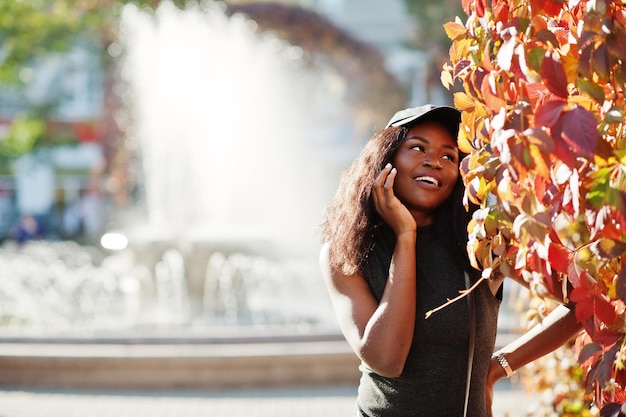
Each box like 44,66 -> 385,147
463,0 -> 486,17
560,107 -> 599,157
534,99 -> 566,127
598,208 -> 626,241
567,264 -> 581,288
548,241 -> 571,275
570,281 -> 616,327
531,0 -> 565,16
578,342 -> 603,365
591,329 -> 622,346
476,0 -> 487,17
595,296 -> 617,326
573,292 -> 596,322
552,107 -> 598,160
552,133 -> 580,169
492,0 -> 509,23
541,53 -> 569,98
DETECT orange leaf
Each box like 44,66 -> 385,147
528,144 -> 552,180
480,72 -> 507,112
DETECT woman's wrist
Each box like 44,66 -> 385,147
492,351 -> 515,378
395,229 -> 417,240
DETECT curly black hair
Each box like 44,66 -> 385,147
320,120 -> 479,279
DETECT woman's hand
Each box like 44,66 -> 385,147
485,356 -> 506,417
372,163 -> 416,236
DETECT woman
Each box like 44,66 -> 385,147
319,104 -> 581,416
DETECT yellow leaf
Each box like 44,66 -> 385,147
562,52 -> 579,85
454,92 -> 476,110
460,109 -> 477,141
441,68 -> 454,90
458,129 -> 475,154
451,38 -> 475,62
569,95 -> 595,111
443,21 -> 468,41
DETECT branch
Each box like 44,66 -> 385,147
424,276 -> 487,319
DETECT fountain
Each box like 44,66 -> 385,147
0,1 -> 411,389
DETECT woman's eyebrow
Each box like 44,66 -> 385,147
405,136 -> 459,152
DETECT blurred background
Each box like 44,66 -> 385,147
0,0 -> 465,337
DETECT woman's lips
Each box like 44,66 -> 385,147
414,175 -> 441,188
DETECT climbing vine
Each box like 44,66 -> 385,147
442,0 -> 626,413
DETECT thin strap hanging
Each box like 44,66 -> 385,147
463,271 -> 476,417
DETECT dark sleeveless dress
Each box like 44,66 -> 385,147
357,224 -> 501,417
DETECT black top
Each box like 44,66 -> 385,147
357,224 -> 501,417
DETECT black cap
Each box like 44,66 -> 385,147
386,104 -> 461,138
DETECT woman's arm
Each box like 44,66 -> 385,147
491,304 -> 581,378
320,163 -> 418,378
320,232 -> 417,378
485,301 -> 582,415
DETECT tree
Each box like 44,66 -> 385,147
442,0 -> 626,412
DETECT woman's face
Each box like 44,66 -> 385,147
391,121 -> 459,224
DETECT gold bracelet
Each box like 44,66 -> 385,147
493,352 -> 514,377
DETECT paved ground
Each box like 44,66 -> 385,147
0,382 -> 533,417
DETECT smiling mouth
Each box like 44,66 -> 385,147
415,176 -> 440,187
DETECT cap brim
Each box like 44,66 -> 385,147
386,105 -> 461,130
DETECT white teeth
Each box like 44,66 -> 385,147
416,176 -> 439,186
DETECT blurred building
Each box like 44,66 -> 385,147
0,44 -> 106,241
314,0 -> 447,106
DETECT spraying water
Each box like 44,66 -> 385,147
0,1 -> 370,334
118,1 -> 346,256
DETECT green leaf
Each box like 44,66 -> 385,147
527,47 -> 545,73
578,78 -> 606,104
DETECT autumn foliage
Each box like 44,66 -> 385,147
441,0 -> 626,412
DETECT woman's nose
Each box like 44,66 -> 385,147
423,156 -> 442,169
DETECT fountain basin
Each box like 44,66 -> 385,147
0,332 -> 360,390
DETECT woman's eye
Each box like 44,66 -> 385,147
410,145 -> 424,152
442,154 -> 456,162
